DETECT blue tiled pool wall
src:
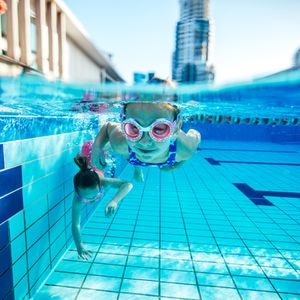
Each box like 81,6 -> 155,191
0,126 -> 127,300
183,123 -> 300,143
0,116 -> 99,143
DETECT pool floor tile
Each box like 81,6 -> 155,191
199,286 -> 241,300
46,272 -> 85,288
160,269 -> 197,285
262,267 -> 300,280
127,255 -> 159,269
94,253 -> 127,265
56,260 -> 91,274
119,293 -> 159,300
77,289 -> 118,300
196,273 -> 235,288
83,275 -> 122,292
33,285 -> 79,299
160,258 -> 194,272
124,266 -> 159,281
279,293 -> 300,300
99,244 -> 130,255
120,278 -> 159,296
270,279 -> 300,294
89,263 -> 124,277
226,264 -> 266,277
160,282 -> 199,299
193,261 -> 229,274
232,275 -> 275,291
239,290 -> 281,300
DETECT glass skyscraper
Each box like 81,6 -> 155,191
172,0 -> 214,83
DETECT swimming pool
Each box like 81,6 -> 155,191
0,76 -> 299,299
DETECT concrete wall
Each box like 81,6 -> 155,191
66,37 -> 101,83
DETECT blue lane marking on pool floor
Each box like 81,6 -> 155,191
205,157 -> 300,167
199,147 -> 298,153
233,183 -> 300,206
34,141 -> 300,300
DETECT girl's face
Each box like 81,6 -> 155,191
77,185 -> 101,203
125,103 -> 181,161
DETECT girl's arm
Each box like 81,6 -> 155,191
177,129 -> 201,161
133,166 -> 144,182
91,123 -> 110,170
91,122 -> 128,169
102,178 -> 133,217
72,194 -> 92,259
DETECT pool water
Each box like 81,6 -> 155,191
32,140 -> 300,300
0,76 -> 300,300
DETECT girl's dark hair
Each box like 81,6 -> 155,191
73,155 -> 100,192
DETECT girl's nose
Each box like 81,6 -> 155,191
139,132 -> 153,146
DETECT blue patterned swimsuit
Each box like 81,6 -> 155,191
127,139 -> 177,168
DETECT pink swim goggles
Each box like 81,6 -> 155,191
77,189 -> 103,203
121,118 -> 176,142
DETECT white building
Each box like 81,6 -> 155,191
0,0 -> 123,83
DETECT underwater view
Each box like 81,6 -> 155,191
0,75 -> 300,300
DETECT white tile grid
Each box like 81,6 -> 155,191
33,141 -> 300,299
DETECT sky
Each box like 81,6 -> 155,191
63,0 -> 300,84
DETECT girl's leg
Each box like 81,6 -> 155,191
133,166 -> 144,182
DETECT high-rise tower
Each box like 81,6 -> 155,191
172,0 -> 214,83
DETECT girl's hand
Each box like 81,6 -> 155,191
98,149 -> 107,168
77,244 -> 92,260
105,200 -> 118,217
91,148 -> 107,170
